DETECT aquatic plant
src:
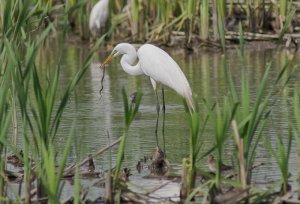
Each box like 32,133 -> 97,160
0,0 -> 106,201
184,110 -> 200,196
295,89 -> 300,131
280,0 -> 287,18
225,51 -> 292,187
278,7 -> 296,42
0,60 -> 11,200
114,88 -> 142,191
264,128 -> 292,194
181,99 -> 213,200
205,97 -> 235,189
200,0 -> 209,40
2,0 -> 298,48
217,10 -> 226,52
293,86 -> 300,195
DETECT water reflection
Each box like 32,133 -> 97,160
37,43 -> 300,192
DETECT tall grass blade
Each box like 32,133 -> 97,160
280,0 -> 287,17
217,7 -> 225,52
264,130 -> 292,193
200,0 -> 209,40
278,7 -> 296,43
239,22 -> 244,56
114,88 -> 142,187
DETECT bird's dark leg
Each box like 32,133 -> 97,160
155,90 -> 160,147
162,87 -> 166,156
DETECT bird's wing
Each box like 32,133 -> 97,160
89,2 -> 101,29
99,0 -> 109,26
137,44 -> 192,99
89,0 -> 109,29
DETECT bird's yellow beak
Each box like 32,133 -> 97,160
101,55 -> 113,67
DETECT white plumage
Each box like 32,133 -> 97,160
138,44 -> 193,102
89,0 -> 109,36
102,43 -> 195,111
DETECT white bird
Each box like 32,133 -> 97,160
101,43 -> 195,144
89,0 -> 109,37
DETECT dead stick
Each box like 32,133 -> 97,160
122,192 -> 147,204
99,65 -> 106,96
63,137 -> 122,175
144,180 -> 172,196
122,186 -> 162,201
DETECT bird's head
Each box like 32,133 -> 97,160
101,49 -> 120,66
101,43 -> 129,66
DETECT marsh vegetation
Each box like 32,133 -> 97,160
0,0 -> 300,203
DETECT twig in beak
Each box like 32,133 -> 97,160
99,64 -> 106,97
99,55 -> 113,98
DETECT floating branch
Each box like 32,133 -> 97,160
63,137 -> 122,176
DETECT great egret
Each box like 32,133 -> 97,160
89,0 -> 109,37
101,43 -> 195,144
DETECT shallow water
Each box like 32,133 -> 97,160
35,40 -> 300,200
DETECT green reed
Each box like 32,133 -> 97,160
264,126 -> 292,193
225,54 -> 291,187
254,0 -> 261,9
181,99 -> 212,200
217,12 -> 226,52
114,88 -> 142,192
278,7 -> 296,42
130,0 -> 139,37
38,124 -> 75,203
280,0 -> 287,17
147,0 -> 178,42
0,0 -> 105,201
294,86 -> 300,149
200,0 -> 209,40
1,1 -> 43,199
293,86 -> 300,196
185,110 -> 200,195
205,97 -> 235,189
186,0 -> 197,47
182,51 -> 296,202
217,0 -> 226,23
0,64 -> 11,199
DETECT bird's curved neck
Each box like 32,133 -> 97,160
120,50 -> 143,76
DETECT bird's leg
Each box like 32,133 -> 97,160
162,87 -> 166,157
155,90 -> 160,147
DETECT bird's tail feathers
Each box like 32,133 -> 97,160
185,93 -> 195,113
